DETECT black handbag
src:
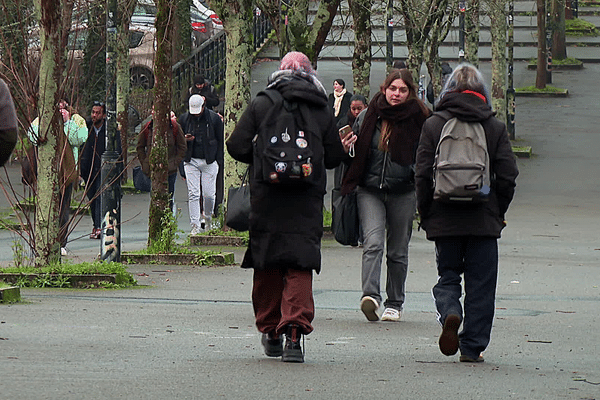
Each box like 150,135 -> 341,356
133,166 -> 151,192
331,189 -> 360,246
225,167 -> 251,231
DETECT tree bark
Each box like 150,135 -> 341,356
349,0 -> 372,97
258,0 -> 340,67
148,0 -> 174,245
210,0 -> 255,192
398,0 -> 456,83
33,0 -> 69,266
551,0 -> 567,60
536,0 -> 547,89
465,0 -> 480,67
117,0 -> 135,184
490,0 -> 507,122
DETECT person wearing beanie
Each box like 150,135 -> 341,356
189,74 -> 220,111
227,51 -> 356,363
178,94 -> 224,234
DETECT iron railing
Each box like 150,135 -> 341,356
172,12 -> 273,114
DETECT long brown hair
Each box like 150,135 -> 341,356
378,69 -> 430,150
380,69 -> 429,115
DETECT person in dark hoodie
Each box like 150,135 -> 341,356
227,52 -> 356,363
426,62 -> 453,107
415,63 -> 518,363
189,74 -> 220,111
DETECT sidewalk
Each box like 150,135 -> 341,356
1,61 -> 599,399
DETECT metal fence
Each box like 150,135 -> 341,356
172,12 -> 273,114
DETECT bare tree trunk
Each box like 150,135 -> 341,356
398,0 -> 456,82
536,0 -> 547,89
33,0 -> 67,266
148,0 -> 174,245
551,0 -> 567,60
465,0 -> 480,67
117,0 -> 135,184
174,0 -> 193,61
210,0 -> 255,191
349,0 -> 372,97
489,0 -> 507,122
258,0 -> 340,66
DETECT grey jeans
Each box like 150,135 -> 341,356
357,187 -> 415,310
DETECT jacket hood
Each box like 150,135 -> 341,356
267,73 -> 328,108
436,91 -> 495,123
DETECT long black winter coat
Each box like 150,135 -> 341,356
227,76 -> 347,273
415,92 -> 519,239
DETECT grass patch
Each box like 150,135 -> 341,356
565,18 -> 599,36
515,85 -> 567,93
528,57 -> 583,66
1,261 -> 137,288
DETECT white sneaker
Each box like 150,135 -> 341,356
190,224 -> 201,235
381,308 -> 402,322
360,296 -> 380,321
61,247 -> 68,256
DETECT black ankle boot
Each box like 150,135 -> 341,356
261,331 -> 283,357
282,324 -> 304,363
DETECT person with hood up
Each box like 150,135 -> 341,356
227,52 -> 356,363
415,63 -> 518,363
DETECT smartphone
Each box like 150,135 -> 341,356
339,125 -> 352,139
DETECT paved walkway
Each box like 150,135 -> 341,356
1,61 -> 599,399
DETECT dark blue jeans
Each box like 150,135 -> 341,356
433,236 -> 498,359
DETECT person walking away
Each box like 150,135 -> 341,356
341,69 -> 431,322
137,107 -> 187,210
327,78 -> 353,125
426,62 -> 453,107
179,94 -> 224,234
80,102 -> 123,239
227,51 -> 356,363
415,63 -> 518,362
0,78 -> 18,167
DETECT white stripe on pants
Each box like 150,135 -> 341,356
184,158 -> 219,228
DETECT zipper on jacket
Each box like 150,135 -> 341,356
379,151 -> 388,189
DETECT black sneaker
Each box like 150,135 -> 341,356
282,324 -> 304,363
439,314 -> 461,356
261,332 -> 283,357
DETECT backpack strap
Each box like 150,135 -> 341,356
433,110 -> 453,123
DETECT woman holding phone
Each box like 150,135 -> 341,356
341,69 -> 430,322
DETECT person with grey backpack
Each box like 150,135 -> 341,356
415,64 -> 519,363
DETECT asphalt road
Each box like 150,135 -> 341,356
0,61 -> 599,399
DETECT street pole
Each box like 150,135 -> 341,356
459,0 -> 466,62
101,0 -> 121,262
507,0 -> 516,140
386,0 -> 394,71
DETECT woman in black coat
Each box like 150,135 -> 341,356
227,52 -> 355,363
327,78 -> 353,125
415,63 -> 518,363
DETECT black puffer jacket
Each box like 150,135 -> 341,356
357,113 -> 415,194
227,75 -> 347,273
415,92 -> 519,239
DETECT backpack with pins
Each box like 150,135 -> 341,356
253,89 -> 317,186
433,110 -> 491,203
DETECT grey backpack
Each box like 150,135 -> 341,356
433,111 -> 491,203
